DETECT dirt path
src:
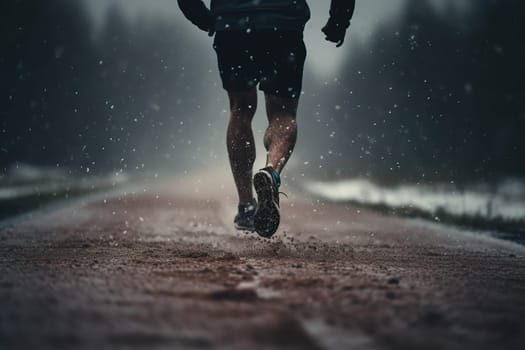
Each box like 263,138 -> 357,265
1,175 -> 524,350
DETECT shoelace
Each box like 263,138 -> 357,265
278,191 -> 289,199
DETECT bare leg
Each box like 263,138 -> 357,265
263,93 -> 299,173
227,89 -> 257,203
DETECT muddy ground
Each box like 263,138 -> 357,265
1,176 -> 524,350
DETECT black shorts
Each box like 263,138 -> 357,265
213,30 -> 306,99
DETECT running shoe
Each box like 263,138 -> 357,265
234,199 -> 256,231
253,166 -> 281,238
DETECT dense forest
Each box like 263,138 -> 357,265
1,0 -> 215,175
300,0 -> 525,184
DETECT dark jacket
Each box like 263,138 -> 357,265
178,0 -> 355,32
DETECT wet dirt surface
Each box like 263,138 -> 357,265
1,177 -> 525,350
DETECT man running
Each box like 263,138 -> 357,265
178,0 -> 355,237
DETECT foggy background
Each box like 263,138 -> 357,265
1,0 -> 524,234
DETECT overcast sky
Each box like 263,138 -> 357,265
83,0 -> 407,38
81,0 -> 471,76
82,0 -> 408,76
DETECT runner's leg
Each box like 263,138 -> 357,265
263,93 -> 299,173
227,89 -> 257,203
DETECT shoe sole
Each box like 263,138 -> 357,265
234,222 -> 255,231
253,171 -> 280,238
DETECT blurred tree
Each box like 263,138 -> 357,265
1,0 -> 95,171
465,0 -> 525,178
1,0 -> 213,175
303,0 -> 525,184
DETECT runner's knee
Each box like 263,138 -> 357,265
228,89 -> 257,121
265,93 -> 299,121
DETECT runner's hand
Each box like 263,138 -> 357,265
322,18 -> 348,47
